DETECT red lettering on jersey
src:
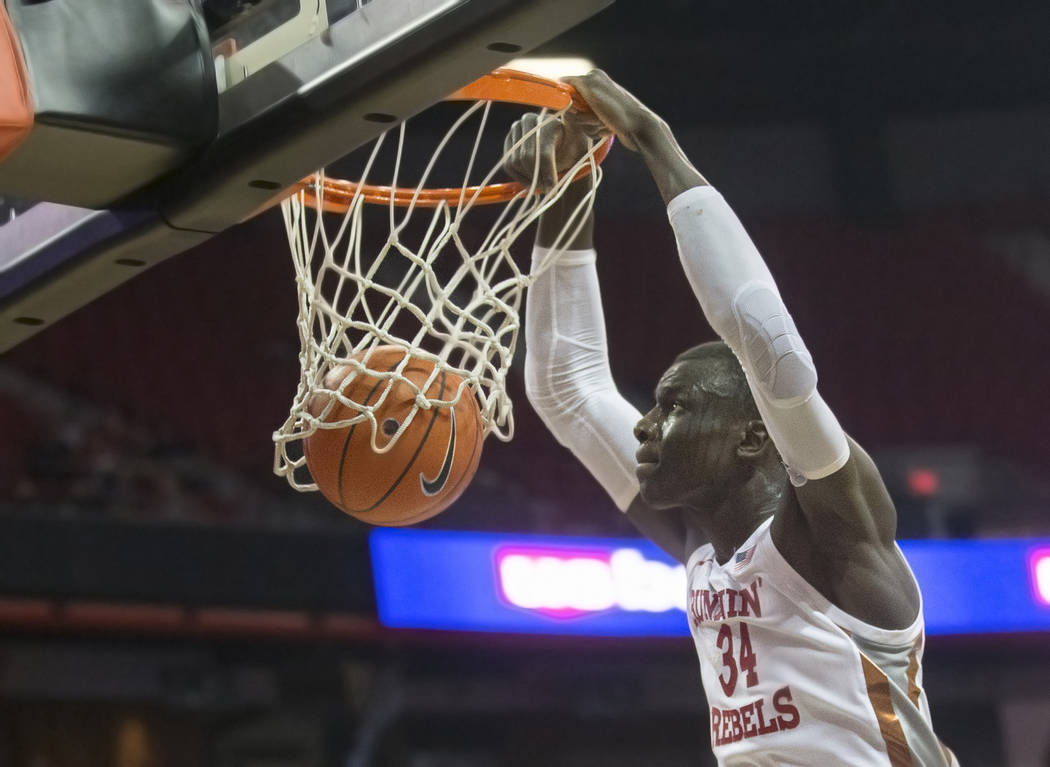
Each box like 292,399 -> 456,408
703,589 -> 723,621
689,589 -> 702,628
740,701 -> 758,738
755,698 -> 779,735
726,590 -> 739,618
727,709 -> 743,742
711,694 -> 792,750
773,686 -> 800,730
694,584 -> 762,624
716,623 -> 738,696
738,622 -> 759,688
739,581 -> 762,618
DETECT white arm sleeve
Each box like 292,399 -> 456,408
667,185 -> 850,484
524,246 -> 642,511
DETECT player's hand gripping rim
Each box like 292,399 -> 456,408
563,69 -> 664,152
502,106 -> 607,191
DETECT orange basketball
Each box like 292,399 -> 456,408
304,346 -> 483,526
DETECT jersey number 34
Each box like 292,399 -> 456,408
716,622 -> 759,696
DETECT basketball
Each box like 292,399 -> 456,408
303,346 -> 483,526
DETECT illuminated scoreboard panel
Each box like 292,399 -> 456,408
370,530 -> 1050,637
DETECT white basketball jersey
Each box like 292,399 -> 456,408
687,517 -> 958,766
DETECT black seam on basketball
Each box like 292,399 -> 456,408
344,370 -> 448,515
336,359 -> 404,512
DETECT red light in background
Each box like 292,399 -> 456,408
907,467 -> 941,497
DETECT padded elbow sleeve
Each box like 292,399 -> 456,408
733,281 -> 817,408
668,186 -> 849,484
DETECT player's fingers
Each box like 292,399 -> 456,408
522,113 -> 556,189
563,108 -> 607,141
563,71 -> 610,118
505,113 -> 567,188
563,69 -> 621,108
563,70 -> 642,150
520,113 -> 546,177
503,119 -> 529,184
535,118 -> 563,189
513,117 -> 527,155
510,118 -> 532,181
520,111 -> 540,135
503,118 -> 518,159
523,113 -> 545,159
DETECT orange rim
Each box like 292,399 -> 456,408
292,68 -> 612,211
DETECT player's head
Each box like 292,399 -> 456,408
633,341 -> 779,509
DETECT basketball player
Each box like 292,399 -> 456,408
507,70 -> 958,765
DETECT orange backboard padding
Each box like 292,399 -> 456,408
0,5 -> 33,164
294,69 -> 612,211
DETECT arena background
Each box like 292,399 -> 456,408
2,1 -> 1049,764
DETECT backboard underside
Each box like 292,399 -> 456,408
0,0 -> 612,352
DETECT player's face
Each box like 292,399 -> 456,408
633,359 -> 745,509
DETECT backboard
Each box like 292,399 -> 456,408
0,0 -> 612,352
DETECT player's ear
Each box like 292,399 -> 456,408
736,419 -> 771,460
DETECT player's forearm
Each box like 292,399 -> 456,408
633,117 -> 709,206
535,177 -> 595,250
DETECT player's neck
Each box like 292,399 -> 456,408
685,465 -> 787,565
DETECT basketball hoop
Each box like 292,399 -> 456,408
288,70 -> 613,210
273,68 -> 611,493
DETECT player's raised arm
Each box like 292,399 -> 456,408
507,111 -> 691,562
566,70 -> 897,549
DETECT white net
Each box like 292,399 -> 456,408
273,95 -> 605,491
